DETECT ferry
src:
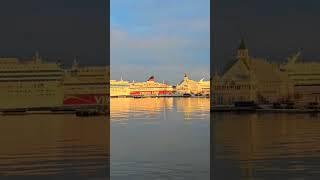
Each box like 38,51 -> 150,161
0,53 -> 64,110
63,59 -> 108,109
110,79 -> 130,97
129,76 -> 173,97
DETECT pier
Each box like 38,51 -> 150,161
0,106 -> 108,116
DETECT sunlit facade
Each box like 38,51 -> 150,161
281,52 -> 320,104
63,60 -> 109,107
212,39 -> 294,105
0,53 -> 64,109
129,76 -> 174,96
110,79 -> 130,97
176,74 -> 210,95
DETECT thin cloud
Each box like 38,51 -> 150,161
111,0 -> 210,82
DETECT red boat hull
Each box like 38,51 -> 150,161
63,94 -> 108,105
130,91 -> 172,96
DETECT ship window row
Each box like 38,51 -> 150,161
213,85 -> 253,90
5,86 -> 50,89
8,91 -> 56,96
0,74 -> 62,78
79,75 -> 106,77
0,70 -> 62,73
213,95 -> 251,105
8,89 -> 54,92
293,78 -> 320,81
0,79 -> 61,82
111,85 -> 129,87
289,74 -> 320,76
64,83 -> 108,86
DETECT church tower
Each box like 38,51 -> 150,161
237,38 -> 249,60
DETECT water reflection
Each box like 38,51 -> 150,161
111,97 -> 209,121
213,113 -> 320,179
111,97 -> 210,180
0,115 -> 109,179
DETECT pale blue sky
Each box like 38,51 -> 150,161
111,0 -> 210,84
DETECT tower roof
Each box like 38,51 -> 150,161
238,38 -> 246,50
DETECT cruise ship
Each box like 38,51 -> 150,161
281,52 -> 320,103
63,60 -> 109,108
0,53 -> 64,109
129,76 -> 174,97
110,79 -> 130,97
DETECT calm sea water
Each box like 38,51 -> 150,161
2,99 -> 317,179
111,97 -> 210,180
213,112 -> 320,180
0,114 -> 109,179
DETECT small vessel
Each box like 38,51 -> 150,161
75,109 -> 107,116
183,93 -> 192,97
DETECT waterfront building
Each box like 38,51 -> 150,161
63,59 -> 109,108
280,52 -> 320,104
176,74 -> 200,94
198,78 -> 210,95
0,53 -> 64,109
176,74 -> 210,95
110,79 -> 130,97
212,39 -> 294,105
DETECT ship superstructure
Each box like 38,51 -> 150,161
129,76 -> 173,96
63,59 -> 109,108
0,53 -> 64,109
110,79 -> 130,97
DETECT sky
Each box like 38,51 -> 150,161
111,0 -> 210,84
0,0 -> 107,67
212,0 -> 320,74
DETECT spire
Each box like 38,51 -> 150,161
184,73 -> 189,81
147,76 -> 155,81
35,51 -> 39,59
34,51 -> 41,63
72,57 -> 79,70
184,73 -> 188,78
237,37 -> 249,60
238,38 -> 246,50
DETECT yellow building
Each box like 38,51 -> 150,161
212,39 -> 294,105
281,52 -> 320,104
176,74 -> 210,95
198,78 -> 210,95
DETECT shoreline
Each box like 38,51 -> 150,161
110,95 -> 210,98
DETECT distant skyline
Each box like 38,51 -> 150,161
111,0 -> 210,84
212,0 -> 320,74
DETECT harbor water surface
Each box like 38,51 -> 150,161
111,97 -> 210,179
0,114 -> 109,179
213,112 -> 320,179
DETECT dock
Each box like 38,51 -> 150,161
0,106 -> 108,116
